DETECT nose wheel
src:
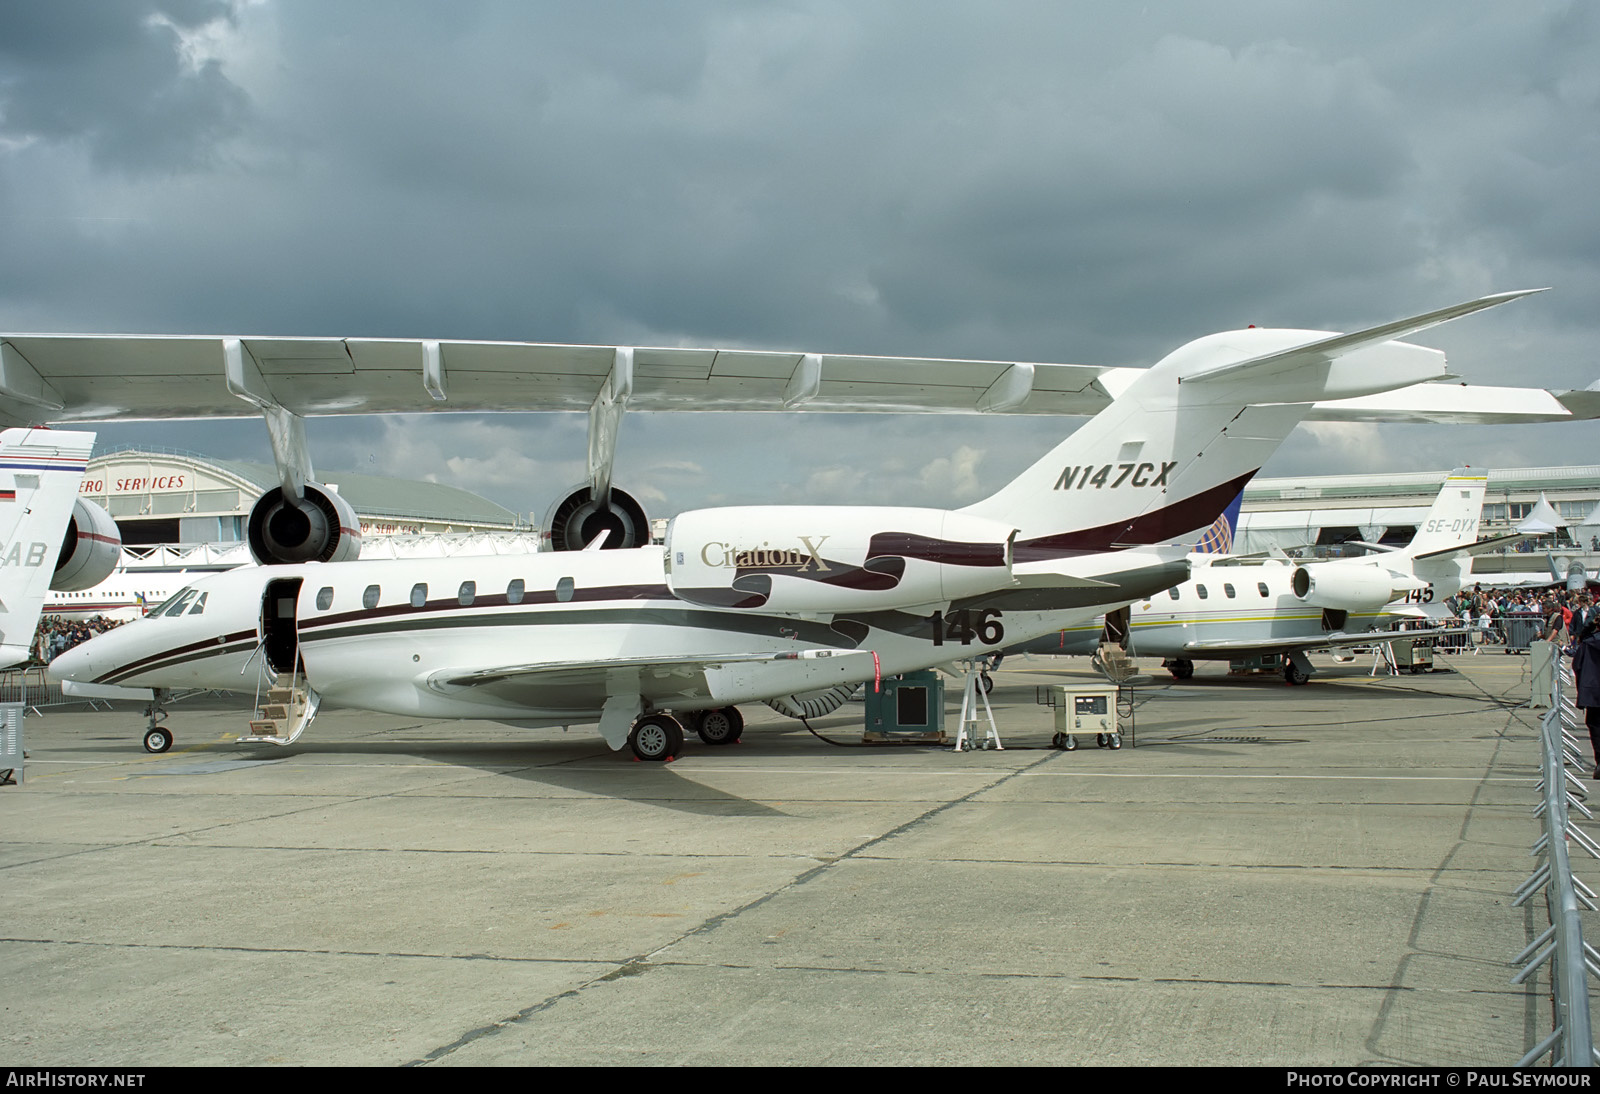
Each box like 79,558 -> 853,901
142,691 -> 172,753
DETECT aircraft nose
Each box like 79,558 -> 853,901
48,642 -> 98,684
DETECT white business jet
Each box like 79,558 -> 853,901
0,428 -> 122,667
49,291 -> 1544,756
1015,468 -> 1511,683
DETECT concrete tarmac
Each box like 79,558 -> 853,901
0,651 -> 1577,1066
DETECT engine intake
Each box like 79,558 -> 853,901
248,483 -> 362,565
52,498 -> 122,591
544,485 -> 650,551
666,506 -> 1016,612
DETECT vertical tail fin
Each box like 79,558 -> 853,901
1193,492 -> 1243,555
960,292 -> 1533,563
1406,468 -> 1487,555
0,428 -> 97,667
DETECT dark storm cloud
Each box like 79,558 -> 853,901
0,0 -> 249,172
2,1 -> 1597,514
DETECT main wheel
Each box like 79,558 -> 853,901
978,672 -> 994,695
696,706 -> 743,746
143,727 -> 172,754
1168,659 -> 1195,681
628,715 -> 685,762
1284,661 -> 1309,686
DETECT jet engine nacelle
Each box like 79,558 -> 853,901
51,498 -> 122,591
247,483 -> 362,565
543,485 -> 651,551
1291,562 -> 1423,613
665,506 -> 1016,612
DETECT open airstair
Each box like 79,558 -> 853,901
242,670 -> 319,746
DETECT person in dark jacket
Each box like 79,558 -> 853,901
1573,618 -> 1600,780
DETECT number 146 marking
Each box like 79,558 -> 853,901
930,608 -> 1004,646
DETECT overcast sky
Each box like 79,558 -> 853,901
1,1 -> 1595,522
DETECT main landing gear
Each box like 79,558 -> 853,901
1165,658 -> 1195,681
687,706 -> 744,747
626,706 -> 747,761
1283,661 -> 1310,686
627,714 -> 685,762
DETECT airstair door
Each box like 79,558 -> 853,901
260,577 -> 304,676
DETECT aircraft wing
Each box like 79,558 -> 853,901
428,649 -> 873,715
1180,625 -> 1474,659
1,332 -> 1594,425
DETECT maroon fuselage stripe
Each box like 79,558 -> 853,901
1013,471 -> 1259,562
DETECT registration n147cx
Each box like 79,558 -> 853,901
50,291 -> 1543,759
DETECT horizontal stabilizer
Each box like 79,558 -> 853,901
1185,289 -> 1545,387
1412,532 -> 1531,562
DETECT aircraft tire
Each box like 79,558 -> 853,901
696,706 -> 743,746
628,715 -> 684,762
143,727 -> 172,754
1169,659 -> 1195,680
978,672 -> 994,695
1284,662 -> 1310,686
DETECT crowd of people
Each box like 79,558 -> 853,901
30,616 -> 126,666
1445,586 -> 1595,646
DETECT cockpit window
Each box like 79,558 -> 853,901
161,588 -> 200,617
148,586 -> 192,616
188,592 -> 208,615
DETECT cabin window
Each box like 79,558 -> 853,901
410,583 -> 428,608
1196,584 -> 1209,600
507,579 -> 525,605
458,581 -> 476,606
316,586 -> 334,611
1257,582 -> 1269,597
363,585 -> 380,610
1168,587 -> 1181,600
556,577 -> 575,603
1224,584 -> 1236,599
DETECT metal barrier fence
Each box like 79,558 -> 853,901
1511,653 -> 1600,1066
0,667 -> 64,710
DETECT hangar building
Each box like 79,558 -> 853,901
82,447 -> 530,549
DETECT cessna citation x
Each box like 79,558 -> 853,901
48,290 -> 1558,758
0,428 -> 122,667
1017,468 -> 1505,684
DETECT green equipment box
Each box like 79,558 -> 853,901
863,671 -> 945,743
